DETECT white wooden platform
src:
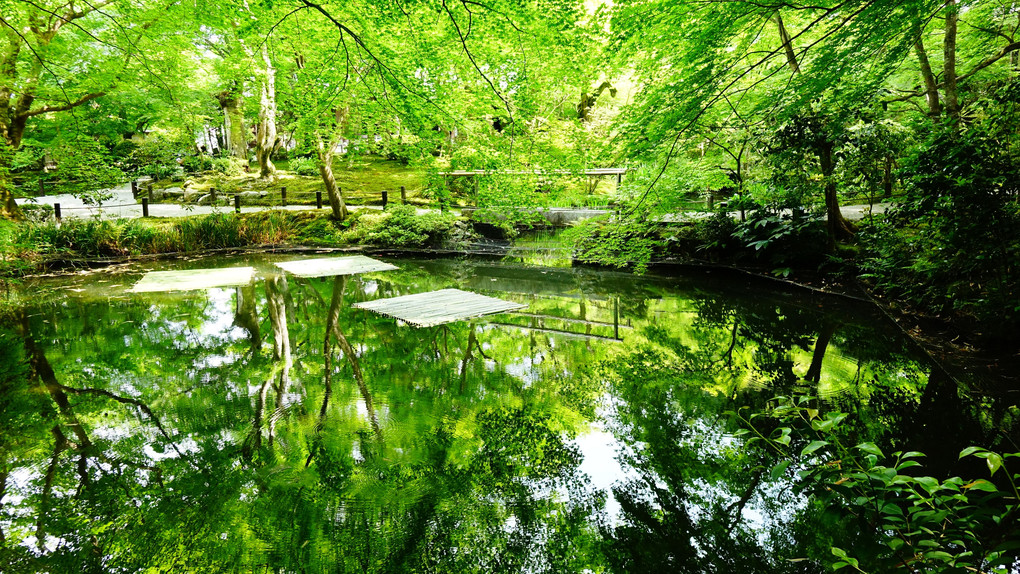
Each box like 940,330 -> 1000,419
129,267 -> 255,292
274,255 -> 397,278
353,288 -> 526,328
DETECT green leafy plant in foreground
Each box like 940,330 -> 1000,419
733,397 -> 1020,573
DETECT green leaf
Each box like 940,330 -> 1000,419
985,453 -> 1003,476
923,550 -> 954,562
914,476 -> 940,494
963,479 -> 998,492
801,440 -> 828,457
856,442 -> 883,457
771,459 -> 791,480
959,446 -> 985,458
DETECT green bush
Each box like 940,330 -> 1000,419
859,124 -> 1020,337
343,204 -> 456,248
564,215 -> 663,273
15,212 -> 302,257
211,157 -> 247,176
288,156 -> 319,177
181,155 -> 214,173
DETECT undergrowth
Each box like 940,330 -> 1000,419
3,207 -> 467,273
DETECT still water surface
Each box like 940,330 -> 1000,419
0,253 -> 1014,572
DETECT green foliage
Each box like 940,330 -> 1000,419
342,204 -> 458,248
617,160 -> 732,213
180,154 -> 213,174
663,212 -> 740,260
734,397 -> 1020,573
130,135 -> 191,180
732,202 -> 829,273
15,211 -> 305,257
860,123 -> 1020,336
47,137 -> 124,204
565,215 -> 662,273
287,156 -> 319,177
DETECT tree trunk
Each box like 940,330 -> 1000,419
316,132 -> 348,220
0,165 -> 20,220
943,0 -> 961,121
882,155 -> 893,199
216,89 -> 248,160
255,44 -> 277,179
818,141 -> 856,243
233,285 -> 261,356
915,37 -> 942,117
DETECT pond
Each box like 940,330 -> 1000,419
1,252 -> 1016,572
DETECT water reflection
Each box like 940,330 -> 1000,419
0,255 -> 1016,572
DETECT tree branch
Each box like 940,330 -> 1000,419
23,91 -> 104,117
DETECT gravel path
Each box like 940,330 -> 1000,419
16,182 -> 890,221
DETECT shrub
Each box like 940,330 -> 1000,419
564,215 -> 663,273
288,156 -> 319,177
859,124 -> 1020,338
211,157 -> 247,176
181,155 -> 214,173
343,204 -> 457,248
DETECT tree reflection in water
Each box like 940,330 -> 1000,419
0,255 -> 1015,572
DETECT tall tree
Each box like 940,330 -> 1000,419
0,0 -> 126,217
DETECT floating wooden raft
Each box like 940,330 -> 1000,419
129,267 -> 255,292
274,255 -> 398,278
353,288 -> 526,328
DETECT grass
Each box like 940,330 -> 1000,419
1,206 -> 469,273
149,156 -> 428,207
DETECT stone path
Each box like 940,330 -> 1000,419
16,182 -> 890,222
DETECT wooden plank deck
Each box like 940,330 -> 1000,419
129,267 -> 255,292
274,255 -> 398,278
353,288 -> 527,328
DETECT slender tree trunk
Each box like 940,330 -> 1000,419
255,44 -> 277,179
317,133 -> 348,220
776,16 -> 852,243
233,285 -> 261,356
915,37 -> 942,117
818,141 -> 856,242
943,0 -> 961,121
882,155 -> 893,199
328,276 -> 382,441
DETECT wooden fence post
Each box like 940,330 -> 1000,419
382,190 -> 388,210
316,191 -> 323,209
400,185 -> 406,203
234,195 -> 241,213
142,197 -> 149,217
54,203 -> 61,221
281,187 -> 287,206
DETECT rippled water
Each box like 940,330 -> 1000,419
0,252 -> 1013,572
